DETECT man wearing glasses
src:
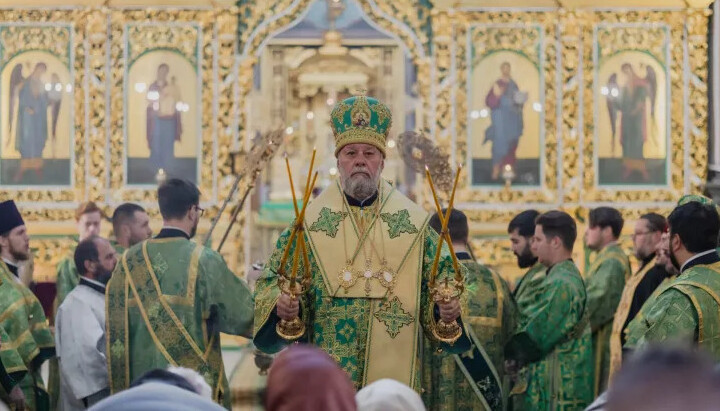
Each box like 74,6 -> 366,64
607,213 -> 669,382
105,178 -> 254,409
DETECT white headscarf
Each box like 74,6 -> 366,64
356,379 -> 426,411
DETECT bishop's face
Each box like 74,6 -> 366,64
337,143 -> 384,201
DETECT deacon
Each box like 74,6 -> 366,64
111,203 -> 152,252
608,213 -> 669,380
505,210 -> 593,410
0,200 -> 55,410
55,201 -> 104,306
105,178 -> 254,409
625,197 -> 720,357
56,237 -> 118,410
583,207 -> 630,393
253,95 -> 468,390
507,210 -> 545,312
423,209 -> 516,411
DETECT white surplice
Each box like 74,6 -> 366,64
55,279 -> 108,411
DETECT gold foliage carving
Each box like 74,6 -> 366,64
0,25 -> 71,66
0,5 -> 710,277
446,12 -> 559,204
0,11 -> 91,207
108,9 -> 236,206
581,12 -> 686,203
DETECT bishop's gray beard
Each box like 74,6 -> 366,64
344,174 -> 378,202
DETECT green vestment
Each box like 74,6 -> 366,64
105,237 -> 255,409
506,260 -> 593,411
514,262 -> 546,315
55,256 -> 79,310
584,243 -> 630,394
625,261 -> 720,357
0,324 -> 27,403
422,257 -> 517,410
622,273 -> 677,346
254,182 -> 471,391
0,262 -> 55,411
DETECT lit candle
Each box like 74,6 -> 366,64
280,156 -> 319,286
425,167 -> 444,288
278,156 -> 299,276
304,148 -> 317,199
425,165 -> 464,286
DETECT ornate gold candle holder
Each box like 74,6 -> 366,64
431,278 -> 464,345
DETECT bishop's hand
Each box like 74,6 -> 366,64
277,293 -> 300,321
9,386 -> 25,410
436,296 -> 461,323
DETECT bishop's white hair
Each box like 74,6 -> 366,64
166,366 -> 213,399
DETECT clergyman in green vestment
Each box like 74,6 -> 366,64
508,210 -> 546,315
111,203 -> 153,254
0,324 -> 29,410
625,199 -> 720,359
105,179 -> 255,409
505,210 -> 593,411
0,200 -> 56,411
254,96 -> 470,392
422,209 -> 517,411
583,207 -> 630,394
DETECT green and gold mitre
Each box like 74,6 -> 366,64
677,194 -> 715,207
331,95 -> 392,156
676,194 -> 720,216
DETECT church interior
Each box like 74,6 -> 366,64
0,0 -> 718,407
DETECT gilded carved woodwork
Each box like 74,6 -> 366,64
0,3 -> 710,278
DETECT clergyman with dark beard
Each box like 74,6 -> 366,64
624,196 -> 720,358
55,236 -> 118,409
508,210 -> 545,313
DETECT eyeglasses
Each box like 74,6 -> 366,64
195,205 -> 205,217
631,231 -> 654,239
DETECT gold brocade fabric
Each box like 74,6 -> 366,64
608,256 -> 656,381
303,180 -> 427,386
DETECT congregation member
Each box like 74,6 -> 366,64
0,200 -> 55,410
606,346 -> 720,411
608,213 -> 669,380
424,209 -> 516,410
584,207 -> 630,393
356,379 -> 426,411
507,210 -> 545,312
253,95 -> 469,390
56,236 -> 118,410
264,345 -> 356,411
105,178 -> 254,409
625,198 -> 720,357
111,203 -> 153,253
505,210 -> 593,410
89,367 -> 224,411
